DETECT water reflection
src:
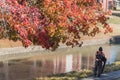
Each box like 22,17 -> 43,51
66,55 -> 73,72
0,44 -> 120,80
0,52 -> 95,80
109,45 -> 120,64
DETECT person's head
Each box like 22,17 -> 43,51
99,47 -> 103,51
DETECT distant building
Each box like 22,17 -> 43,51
97,0 -> 114,11
113,0 -> 120,10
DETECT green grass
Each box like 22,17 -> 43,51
108,16 -> 120,24
104,61 -> 120,73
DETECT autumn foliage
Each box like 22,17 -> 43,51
0,0 -> 112,50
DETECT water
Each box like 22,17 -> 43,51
0,44 -> 120,80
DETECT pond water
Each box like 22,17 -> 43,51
0,44 -> 120,80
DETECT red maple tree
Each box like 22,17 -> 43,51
0,0 -> 112,50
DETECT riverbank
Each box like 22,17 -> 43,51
0,38 -> 111,56
35,70 -> 120,80
34,61 -> 120,80
0,34 -> 110,56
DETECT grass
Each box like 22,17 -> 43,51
35,77 -> 77,80
104,61 -> 120,73
108,16 -> 120,24
34,70 -> 93,80
108,10 -> 120,24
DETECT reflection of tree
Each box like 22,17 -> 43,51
72,54 -> 82,71
82,56 -> 87,69
0,52 -> 95,79
53,55 -> 66,74
38,59 -> 54,77
89,56 -> 95,69
37,61 -> 42,67
81,54 -> 94,70
114,48 -> 120,61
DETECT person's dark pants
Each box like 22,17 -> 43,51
94,61 -> 102,77
101,59 -> 107,74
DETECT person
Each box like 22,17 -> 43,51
101,48 -> 107,74
94,47 -> 107,77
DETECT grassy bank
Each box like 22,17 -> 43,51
34,61 -> 120,80
108,16 -> 120,24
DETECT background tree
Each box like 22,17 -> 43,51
0,0 -> 112,50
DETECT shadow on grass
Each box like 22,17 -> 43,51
109,35 -> 120,44
112,10 -> 120,17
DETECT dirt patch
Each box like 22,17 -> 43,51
0,39 -> 22,48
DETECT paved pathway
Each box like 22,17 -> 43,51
81,70 -> 120,80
